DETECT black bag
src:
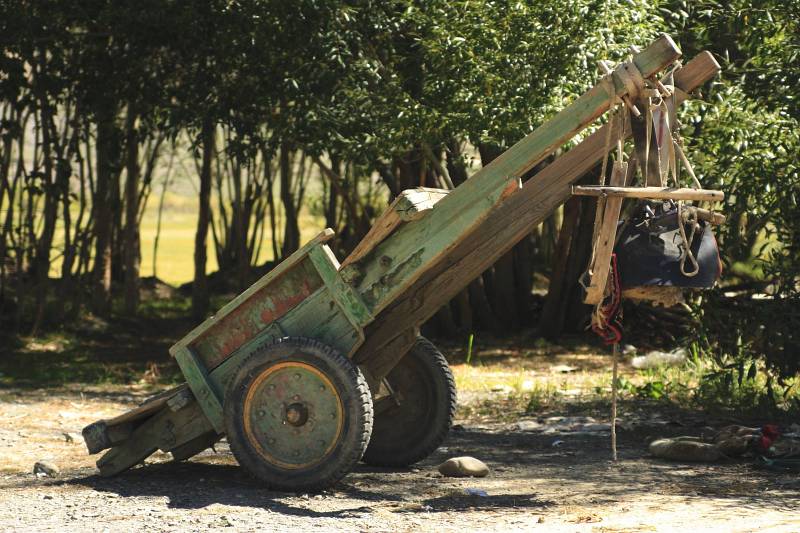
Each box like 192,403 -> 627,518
614,201 -> 722,290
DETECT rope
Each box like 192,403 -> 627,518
591,253 -> 623,344
611,341 -> 619,461
677,203 -> 700,277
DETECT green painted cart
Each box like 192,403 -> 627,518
83,35 -> 720,491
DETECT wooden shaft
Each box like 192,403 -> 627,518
694,207 -> 726,225
353,34 -> 682,315
355,51 -> 720,378
572,186 -> 724,202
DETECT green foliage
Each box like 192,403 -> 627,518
656,0 -> 800,379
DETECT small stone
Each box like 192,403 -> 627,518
511,420 -> 542,431
437,456 -> 489,478
33,461 -> 59,477
63,432 -> 82,444
649,438 -> 721,462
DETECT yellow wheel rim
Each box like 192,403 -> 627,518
242,361 -> 344,469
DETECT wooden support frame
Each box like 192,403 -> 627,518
354,51 -> 721,383
582,162 -> 628,305
352,35 -> 682,316
572,185 -> 724,202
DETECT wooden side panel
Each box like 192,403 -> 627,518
208,287 -> 363,397
173,346 -> 225,433
309,245 -> 373,328
191,258 -> 323,370
170,229 -> 334,358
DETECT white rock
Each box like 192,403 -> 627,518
437,456 -> 489,478
33,461 -> 59,477
632,348 -> 687,369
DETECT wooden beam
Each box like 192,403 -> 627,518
582,163 -> 627,305
341,188 -> 449,269
572,186 -> 724,202
96,401 -> 213,477
353,35 -> 682,315
355,50 -> 720,379
81,384 -> 189,454
394,187 -> 450,221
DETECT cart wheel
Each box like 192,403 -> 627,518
224,337 -> 373,492
363,337 -> 456,467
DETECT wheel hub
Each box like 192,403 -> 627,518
285,402 -> 309,426
242,361 -> 343,469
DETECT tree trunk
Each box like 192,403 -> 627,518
192,116 -> 214,320
91,105 -> 118,317
279,143 -> 300,258
539,197 -> 580,337
123,108 -> 140,315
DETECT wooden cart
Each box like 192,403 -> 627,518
83,35 -> 722,491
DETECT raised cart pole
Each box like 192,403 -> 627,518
346,34 -> 680,320
354,50 -> 721,382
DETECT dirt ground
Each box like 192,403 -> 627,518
1,377 -> 798,533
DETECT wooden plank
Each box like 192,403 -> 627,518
170,430 -> 220,462
572,185 -> 724,202
352,35 -> 681,316
189,258 -> 322,370
582,163 -> 627,305
341,206 -> 402,269
695,207 -> 726,225
207,287 -> 364,397
97,401 -> 213,477
394,187 -> 449,221
355,50 -> 719,381
173,346 -> 224,433
169,228 -> 334,357
341,188 -> 449,269
308,244 -> 373,329
82,420 -> 134,455
82,384 -> 189,454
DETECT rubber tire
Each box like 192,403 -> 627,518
362,337 -> 456,467
224,337 -> 373,492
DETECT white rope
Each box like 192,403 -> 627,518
611,342 -> 619,461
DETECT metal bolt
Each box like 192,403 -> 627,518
330,413 -> 336,420
257,410 -> 265,418
268,384 -> 276,391
294,373 -> 301,380
292,395 -> 300,401
268,438 -> 275,444
294,450 -> 300,457
319,385 -> 325,391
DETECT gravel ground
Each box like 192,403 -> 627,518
1,386 -> 799,532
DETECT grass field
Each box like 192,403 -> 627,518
136,196 -> 327,286
42,189 -> 328,287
